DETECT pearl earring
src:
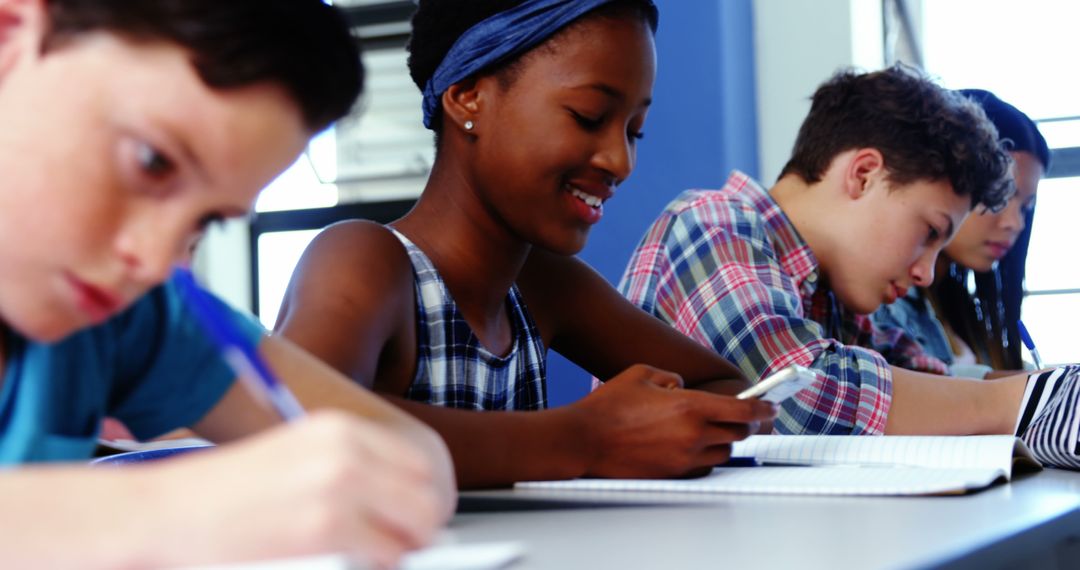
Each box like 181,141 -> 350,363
464,120 -> 474,131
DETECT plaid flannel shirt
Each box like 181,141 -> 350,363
619,171 -> 947,435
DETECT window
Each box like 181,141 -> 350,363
195,1 -> 430,328
923,0 -> 1080,365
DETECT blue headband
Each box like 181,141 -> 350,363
421,0 -> 657,129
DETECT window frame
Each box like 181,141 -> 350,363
247,1 -> 422,319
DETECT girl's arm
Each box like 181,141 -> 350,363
378,364 -> 770,487
274,222 -> 774,488
517,248 -> 749,393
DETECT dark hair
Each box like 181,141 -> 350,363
42,0 -> 364,133
929,259 -> 1024,370
930,90 -> 1047,372
406,0 -> 658,135
959,89 -> 1050,171
779,64 -> 1013,212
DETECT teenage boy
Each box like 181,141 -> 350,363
0,0 -> 453,567
620,65 -> 1080,468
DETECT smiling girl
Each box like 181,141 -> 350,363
276,0 -> 776,488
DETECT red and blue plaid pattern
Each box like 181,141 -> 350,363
619,171 -> 946,435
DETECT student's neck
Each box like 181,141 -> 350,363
393,160 -> 530,319
768,174 -> 835,266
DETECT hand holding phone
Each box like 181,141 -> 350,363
736,365 -> 817,404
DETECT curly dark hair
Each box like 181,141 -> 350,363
42,0 -> 363,133
779,64 -> 1013,212
407,0 -> 658,135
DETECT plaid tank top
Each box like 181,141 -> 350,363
391,229 -> 547,410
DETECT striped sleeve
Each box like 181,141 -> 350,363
1016,366 -> 1080,469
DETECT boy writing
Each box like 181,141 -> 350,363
0,0 -> 454,567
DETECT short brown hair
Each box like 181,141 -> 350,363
780,64 -> 1012,212
43,0 -> 363,133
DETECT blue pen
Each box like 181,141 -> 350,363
722,456 -> 761,467
173,267 -> 306,422
1017,319 -> 1044,370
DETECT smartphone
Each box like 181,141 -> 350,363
736,365 -> 817,404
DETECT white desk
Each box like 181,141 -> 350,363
451,470 -> 1080,569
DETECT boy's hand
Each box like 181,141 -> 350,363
571,364 -> 777,479
151,410 -> 446,568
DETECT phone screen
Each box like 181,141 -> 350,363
736,365 -> 817,403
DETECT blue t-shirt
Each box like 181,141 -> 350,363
0,280 -> 264,464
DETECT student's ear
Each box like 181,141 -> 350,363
0,0 -> 46,80
441,76 -> 489,137
843,148 -> 887,200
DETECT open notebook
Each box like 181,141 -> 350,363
181,541 -> 525,570
516,435 -> 1042,496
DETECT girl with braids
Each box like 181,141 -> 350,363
277,0 -> 775,488
873,90 -> 1049,378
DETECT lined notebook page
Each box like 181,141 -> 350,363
514,436 -> 1040,497
731,435 -> 1034,474
181,542 -> 525,570
516,466 -> 1006,496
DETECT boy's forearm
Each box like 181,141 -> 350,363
260,336 -> 458,509
259,335 -> 440,447
385,396 -> 591,489
885,366 -> 1028,435
0,467 -> 162,568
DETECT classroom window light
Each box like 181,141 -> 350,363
1024,177 -> 1080,292
1019,294 -> 1080,367
255,229 -> 322,329
924,0 -> 1080,365
1036,119 -> 1080,151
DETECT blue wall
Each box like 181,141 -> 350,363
547,0 -> 761,406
